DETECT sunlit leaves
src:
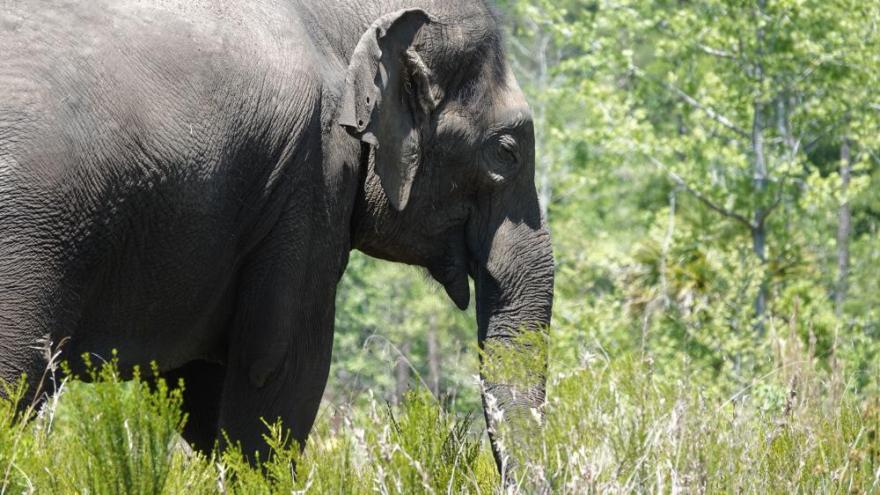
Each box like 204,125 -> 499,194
500,0 -> 880,395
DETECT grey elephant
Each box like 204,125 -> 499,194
0,0 -> 554,470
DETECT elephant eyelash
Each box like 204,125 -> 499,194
499,136 -> 517,152
497,135 -> 519,163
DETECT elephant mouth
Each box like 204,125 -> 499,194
429,253 -> 471,310
427,231 -> 474,311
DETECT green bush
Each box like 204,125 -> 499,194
0,341 -> 874,494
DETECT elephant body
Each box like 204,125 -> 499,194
0,0 -> 553,467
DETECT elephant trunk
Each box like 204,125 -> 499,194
474,213 -> 554,476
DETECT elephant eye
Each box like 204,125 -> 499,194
496,135 -> 520,165
483,135 -> 521,185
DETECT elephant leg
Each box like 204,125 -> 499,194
0,303 -> 63,413
214,209 -> 341,461
216,285 -> 336,460
163,360 -> 226,454
216,341 -> 333,461
0,336 -> 53,412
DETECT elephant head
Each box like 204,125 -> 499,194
339,6 -> 553,472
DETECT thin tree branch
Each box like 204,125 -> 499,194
761,183 -> 785,225
760,138 -> 798,224
802,115 -> 849,154
697,44 -> 737,60
648,155 -> 756,229
632,65 -> 751,139
507,34 -> 532,59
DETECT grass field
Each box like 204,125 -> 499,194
0,337 -> 877,495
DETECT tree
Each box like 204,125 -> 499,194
498,0 -> 880,390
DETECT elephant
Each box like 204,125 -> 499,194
0,0 -> 554,471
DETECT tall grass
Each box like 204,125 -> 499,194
0,339 -> 876,494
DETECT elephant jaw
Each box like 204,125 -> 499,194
428,234 -> 471,311
429,260 -> 470,310
443,269 -> 470,310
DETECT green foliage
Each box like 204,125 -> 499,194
0,344 -> 876,493
491,0 -> 880,400
0,362 -> 499,494
374,390 -> 495,493
330,252 -> 483,412
215,390 -> 495,494
0,356 -> 215,494
531,355 -> 877,493
40,357 -> 187,494
0,377 -> 37,492
479,330 -> 549,389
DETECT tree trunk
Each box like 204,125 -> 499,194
426,313 -> 440,398
751,99 -> 768,334
751,0 -> 768,335
394,341 -> 410,405
836,138 -> 852,316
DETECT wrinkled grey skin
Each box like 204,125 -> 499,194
0,0 -> 553,469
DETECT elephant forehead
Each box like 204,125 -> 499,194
491,67 -> 531,121
435,110 -> 481,141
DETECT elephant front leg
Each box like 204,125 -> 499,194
217,338 -> 334,460
216,248 -> 338,461
162,360 -> 226,454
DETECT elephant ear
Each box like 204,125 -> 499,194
338,9 -> 441,211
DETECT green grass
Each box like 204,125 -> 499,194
0,347 -> 876,494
